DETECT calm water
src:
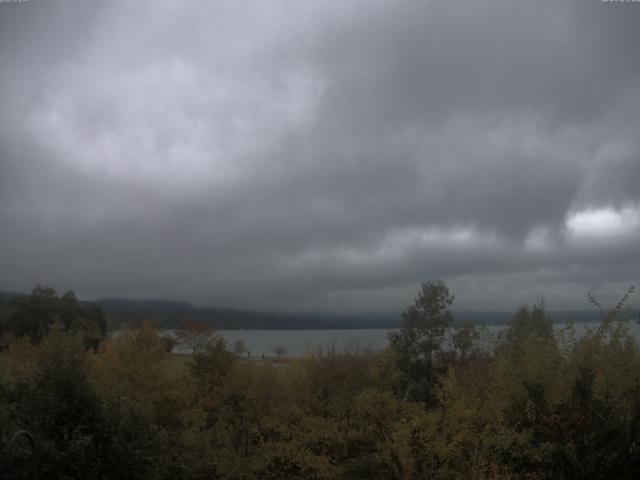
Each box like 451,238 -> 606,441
171,320 -> 640,357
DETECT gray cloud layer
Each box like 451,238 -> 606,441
1,0 -> 639,312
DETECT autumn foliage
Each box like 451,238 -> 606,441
1,284 -> 639,479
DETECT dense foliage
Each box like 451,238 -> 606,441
0,287 -> 108,350
1,284 -> 639,479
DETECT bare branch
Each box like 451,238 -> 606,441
586,291 -> 602,312
614,285 -> 635,312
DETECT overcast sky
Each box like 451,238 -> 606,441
1,0 -> 639,313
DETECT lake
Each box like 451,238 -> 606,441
173,320 -> 640,357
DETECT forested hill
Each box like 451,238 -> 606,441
1,290 -> 611,330
95,298 -> 399,329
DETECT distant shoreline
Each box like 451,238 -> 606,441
2,290 -> 632,330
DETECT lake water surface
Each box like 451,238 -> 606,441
198,321 -> 640,357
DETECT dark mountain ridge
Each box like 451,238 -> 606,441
2,290 -> 622,330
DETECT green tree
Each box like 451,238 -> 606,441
500,301 -> 553,353
190,335 -> 236,397
4,324 -> 104,479
0,287 -> 107,348
451,321 -> 481,361
388,280 -> 454,405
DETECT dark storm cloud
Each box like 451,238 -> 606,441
1,0 -> 639,312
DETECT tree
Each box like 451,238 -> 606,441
92,322 -> 199,479
175,320 -> 217,355
0,287 -> 107,349
451,321 -> 480,361
502,301 -> 553,350
6,323 -> 104,478
190,336 -> 236,396
388,280 -> 454,405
